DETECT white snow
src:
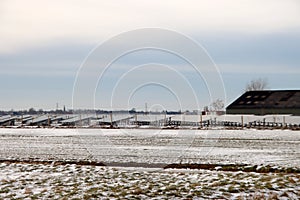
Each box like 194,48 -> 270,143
2,163 -> 298,199
0,128 -> 299,167
0,128 -> 299,198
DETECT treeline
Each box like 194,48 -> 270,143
0,108 -> 185,116
0,108 -> 72,116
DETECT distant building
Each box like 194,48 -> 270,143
226,90 -> 300,115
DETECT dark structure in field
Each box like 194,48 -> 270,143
226,90 -> 300,115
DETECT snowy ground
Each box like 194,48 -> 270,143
0,128 -> 299,167
0,128 -> 299,199
0,162 -> 299,199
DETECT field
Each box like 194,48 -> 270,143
0,128 -> 299,199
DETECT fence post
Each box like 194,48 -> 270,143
241,115 -> 244,129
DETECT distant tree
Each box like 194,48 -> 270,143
28,108 -> 37,114
245,78 -> 268,91
210,99 -> 224,111
203,106 -> 209,112
129,108 -> 136,114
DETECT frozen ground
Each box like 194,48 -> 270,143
0,162 -> 299,199
0,128 -> 299,167
0,129 -> 299,199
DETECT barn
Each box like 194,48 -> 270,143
226,90 -> 300,115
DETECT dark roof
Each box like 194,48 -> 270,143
227,90 -> 300,109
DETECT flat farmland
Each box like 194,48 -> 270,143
0,128 -> 299,167
0,129 -> 299,199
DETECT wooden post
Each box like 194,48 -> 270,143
200,114 -> 203,129
48,115 -> 50,127
241,115 -> 244,129
110,112 -> 113,128
79,114 -> 82,127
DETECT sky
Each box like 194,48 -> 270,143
0,0 -> 299,111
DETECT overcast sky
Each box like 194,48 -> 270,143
0,0 -> 299,111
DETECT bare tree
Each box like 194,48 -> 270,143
210,99 -> 224,111
245,78 -> 268,91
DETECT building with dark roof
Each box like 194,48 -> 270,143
226,90 -> 300,115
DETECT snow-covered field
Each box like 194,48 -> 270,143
0,162 -> 299,199
0,128 -> 299,167
0,128 -> 299,199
